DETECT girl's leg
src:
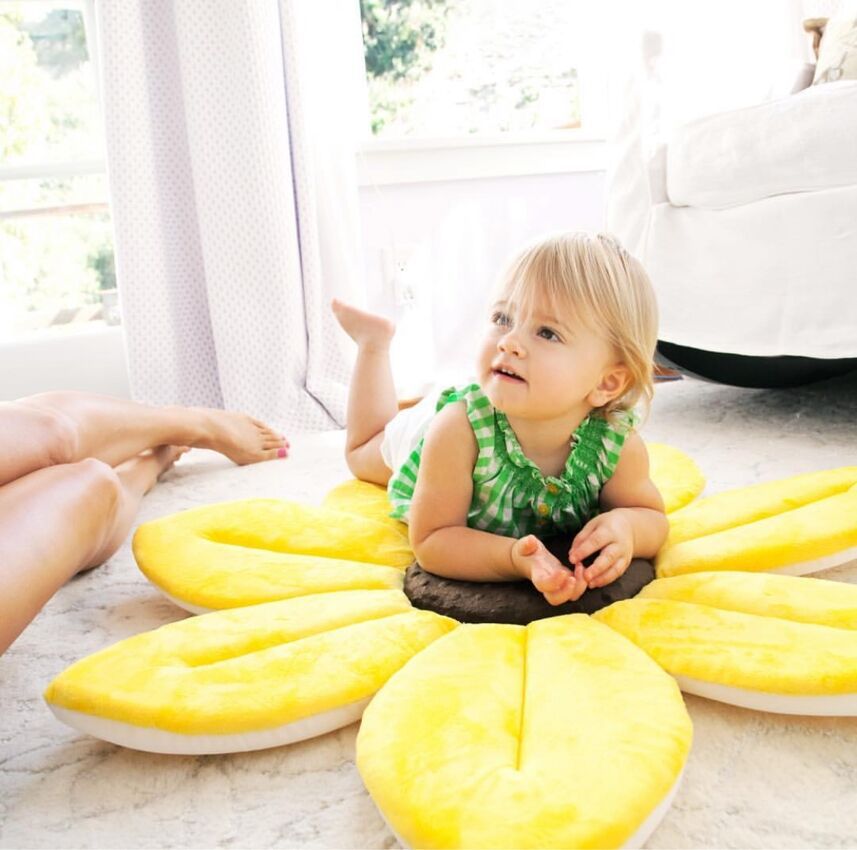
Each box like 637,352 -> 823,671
0,447 -> 184,655
0,392 -> 288,486
332,300 -> 398,485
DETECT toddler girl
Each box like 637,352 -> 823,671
332,231 -> 667,606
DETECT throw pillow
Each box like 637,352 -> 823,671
813,4 -> 857,84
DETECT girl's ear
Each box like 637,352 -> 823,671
588,365 -> 631,408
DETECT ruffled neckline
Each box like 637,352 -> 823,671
493,408 -> 633,490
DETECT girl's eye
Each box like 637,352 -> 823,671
491,311 -> 512,327
537,326 -> 561,342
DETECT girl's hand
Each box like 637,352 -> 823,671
512,535 -> 587,605
569,510 -> 635,589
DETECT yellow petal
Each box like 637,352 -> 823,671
357,615 -> 691,849
639,571 -> 857,630
595,579 -> 857,712
647,442 -> 706,514
134,499 -> 413,611
45,589 -> 456,753
657,469 -> 857,577
322,479 -> 407,533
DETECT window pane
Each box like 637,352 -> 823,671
361,0 -> 591,138
0,1 -> 103,166
0,175 -> 118,338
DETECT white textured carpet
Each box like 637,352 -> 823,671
2,374 -> 856,849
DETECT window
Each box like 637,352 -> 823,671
359,0 -> 605,141
0,0 -> 116,341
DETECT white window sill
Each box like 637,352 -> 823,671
356,132 -> 607,187
0,324 -> 130,400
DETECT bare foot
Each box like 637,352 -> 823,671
331,299 -> 395,351
190,409 -> 289,465
512,535 -> 587,606
152,445 -> 190,484
114,445 -> 190,498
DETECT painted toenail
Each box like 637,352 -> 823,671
277,447 -> 287,458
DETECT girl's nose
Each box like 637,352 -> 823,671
498,330 -> 524,356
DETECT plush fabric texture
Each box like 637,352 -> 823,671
594,577 -> 857,698
321,479 -> 406,530
356,615 -> 692,849
636,77 -> 857,361
133,499 -> 411,611
404,541 -> 654,625
44,590 -> 455,749
813,8 -> 857,84
646,442 -> 705,513
638,571 -> 857,630
664,80 -> 857,209
656,467 -> 857,577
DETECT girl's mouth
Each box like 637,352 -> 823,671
492,366 -> 526,383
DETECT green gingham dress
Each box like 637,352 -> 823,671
387,383 -> 638,538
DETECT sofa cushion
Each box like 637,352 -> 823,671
666,80 -> 857,208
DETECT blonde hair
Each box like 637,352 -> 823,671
497,231 -> 658,418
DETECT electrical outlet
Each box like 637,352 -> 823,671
382,244 -> 419,306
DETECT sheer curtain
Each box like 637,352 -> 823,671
95,0 -> 366,431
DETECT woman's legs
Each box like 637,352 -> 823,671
92,446 -> 189,562
0,392 -> 288,486
331,300 -> 398,485
0,447 -> 185,655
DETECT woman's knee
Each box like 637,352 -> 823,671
15,400 -> 81,466
72,457 -> 123,516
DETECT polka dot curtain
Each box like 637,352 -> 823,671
95,0 -> 365,432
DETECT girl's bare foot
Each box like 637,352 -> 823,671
331,299 -> 395,351
189,409 -> 289,465
512,535 -> 588,606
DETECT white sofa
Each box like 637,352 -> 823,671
616,78 -> 857,386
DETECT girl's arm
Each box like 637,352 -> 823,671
570,432 -> 669,587
408,402 -> 522,581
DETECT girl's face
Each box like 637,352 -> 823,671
476,292 -> 625,423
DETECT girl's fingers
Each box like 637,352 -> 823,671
583,544 -> 622,583
550,564 -> 587,604
567,563 -> 588,601
542,568 -> 580,605
570,525 -> 611,565
516,534 -> 540,558
569,519 -> 598,560
588,559 -> 628,588
543,580 -> 573,606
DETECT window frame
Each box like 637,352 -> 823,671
0,0 -> 126,400
0,0 -> 108,215
354,2 -> 609,187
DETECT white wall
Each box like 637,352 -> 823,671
359,169 -> 606,394
0,327 -> 130,401
2,169 -> 605,401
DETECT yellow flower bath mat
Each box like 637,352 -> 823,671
595,571 -> 857,715
133,443 -> 703,613
356,615 -> 692,849
44,589 -> 455,754
133,499 -> 412,613
656,467 -> 857,577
